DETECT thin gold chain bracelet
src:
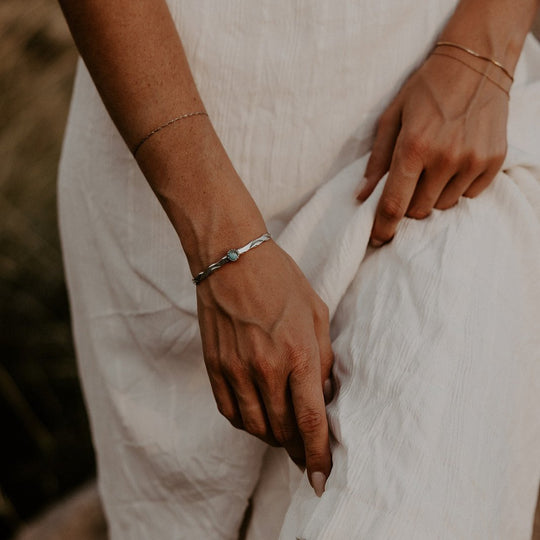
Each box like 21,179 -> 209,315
431,51 -> 510,98
435,41 -> 514,82
132,111 -> 208,157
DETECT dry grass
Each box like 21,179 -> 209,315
0,1 -> 94,538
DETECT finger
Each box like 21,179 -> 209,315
313,304 -> 334,402
370,133 -> 424,247
258,375 -> 306,465
199,310 -> 245,429
357,106 -> 402,202
228,374 -> 278,446
434,150 -> 489,209
207,367 -> 244,429
463,170 -> 497,198
434,171 -> 478,209
462,150 -> 504,198
406,168 -> 454,219
313,302 -> 333,383
289,352 -> 331,497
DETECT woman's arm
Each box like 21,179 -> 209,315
57,0 -> 264,269
439,0 -> 539,68
59,0 -> 333,495
357,0 -> 540,246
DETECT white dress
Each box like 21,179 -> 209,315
58,1 -> 540,538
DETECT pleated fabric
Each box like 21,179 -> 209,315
58,1 -> 540,538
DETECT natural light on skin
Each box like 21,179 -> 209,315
38,0 -> 540,537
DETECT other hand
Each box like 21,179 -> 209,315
356,51 -> 509,247
195,239 -> 333,497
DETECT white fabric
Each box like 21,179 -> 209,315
58,1 -> 540,538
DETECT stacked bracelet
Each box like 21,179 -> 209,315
435,41 -> 514,82
192,233 -> 272,285
431,52 -> 510,97
432,41 -> 513,98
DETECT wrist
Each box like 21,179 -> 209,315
135,117 -> 267,274
161,174 -> 267,276
439,0 -> 536,75
175,195 -> 268,277
428,46 -> 512,97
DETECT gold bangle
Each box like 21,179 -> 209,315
132,111 -> 208,156
431,51 -> 510,97
435,41 -> 514,82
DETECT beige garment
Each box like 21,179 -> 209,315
58,1 -> 540,538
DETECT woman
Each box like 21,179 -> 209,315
57,0 -> 540,538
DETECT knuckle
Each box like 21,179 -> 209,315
252,357 -> 274,380
217,400 -> 230,420
216,400 -> 231,418
204,352 -> 221,369
289,356 -> 315,382
315,301 -> 330,323
434,198 -> 457,210
464,151 -> 483,172
474,174 -> 493,190
243,419 -> 268,439
437,146 -> 459,169
379,195 -> 406,222
401,133 -> 428,158
217,404 -> 242,428
296,408 -> 324,434
491,151 -> 506,169
273,426 -> 296,446
407,206 -> 431,220
287,344 -> 316,367
205,363 -> 222,383
220,361 -> 241,382
463,177 -> 490,198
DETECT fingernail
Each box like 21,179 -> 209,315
310,471 -> 327,497
370,238 -> 383,247
323,378 -> 333,403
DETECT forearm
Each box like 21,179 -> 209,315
440,0 -> 540,73
58,0 -> 265,273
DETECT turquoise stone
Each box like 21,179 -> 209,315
227,249 -> 240,262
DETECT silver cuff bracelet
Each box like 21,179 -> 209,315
192,232 -> 272,285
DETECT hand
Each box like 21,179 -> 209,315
195,238 -> 334,497
356,51 -> 509,247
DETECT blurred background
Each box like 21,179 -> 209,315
1,0 -> 99,538
0,1 -> 539,539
